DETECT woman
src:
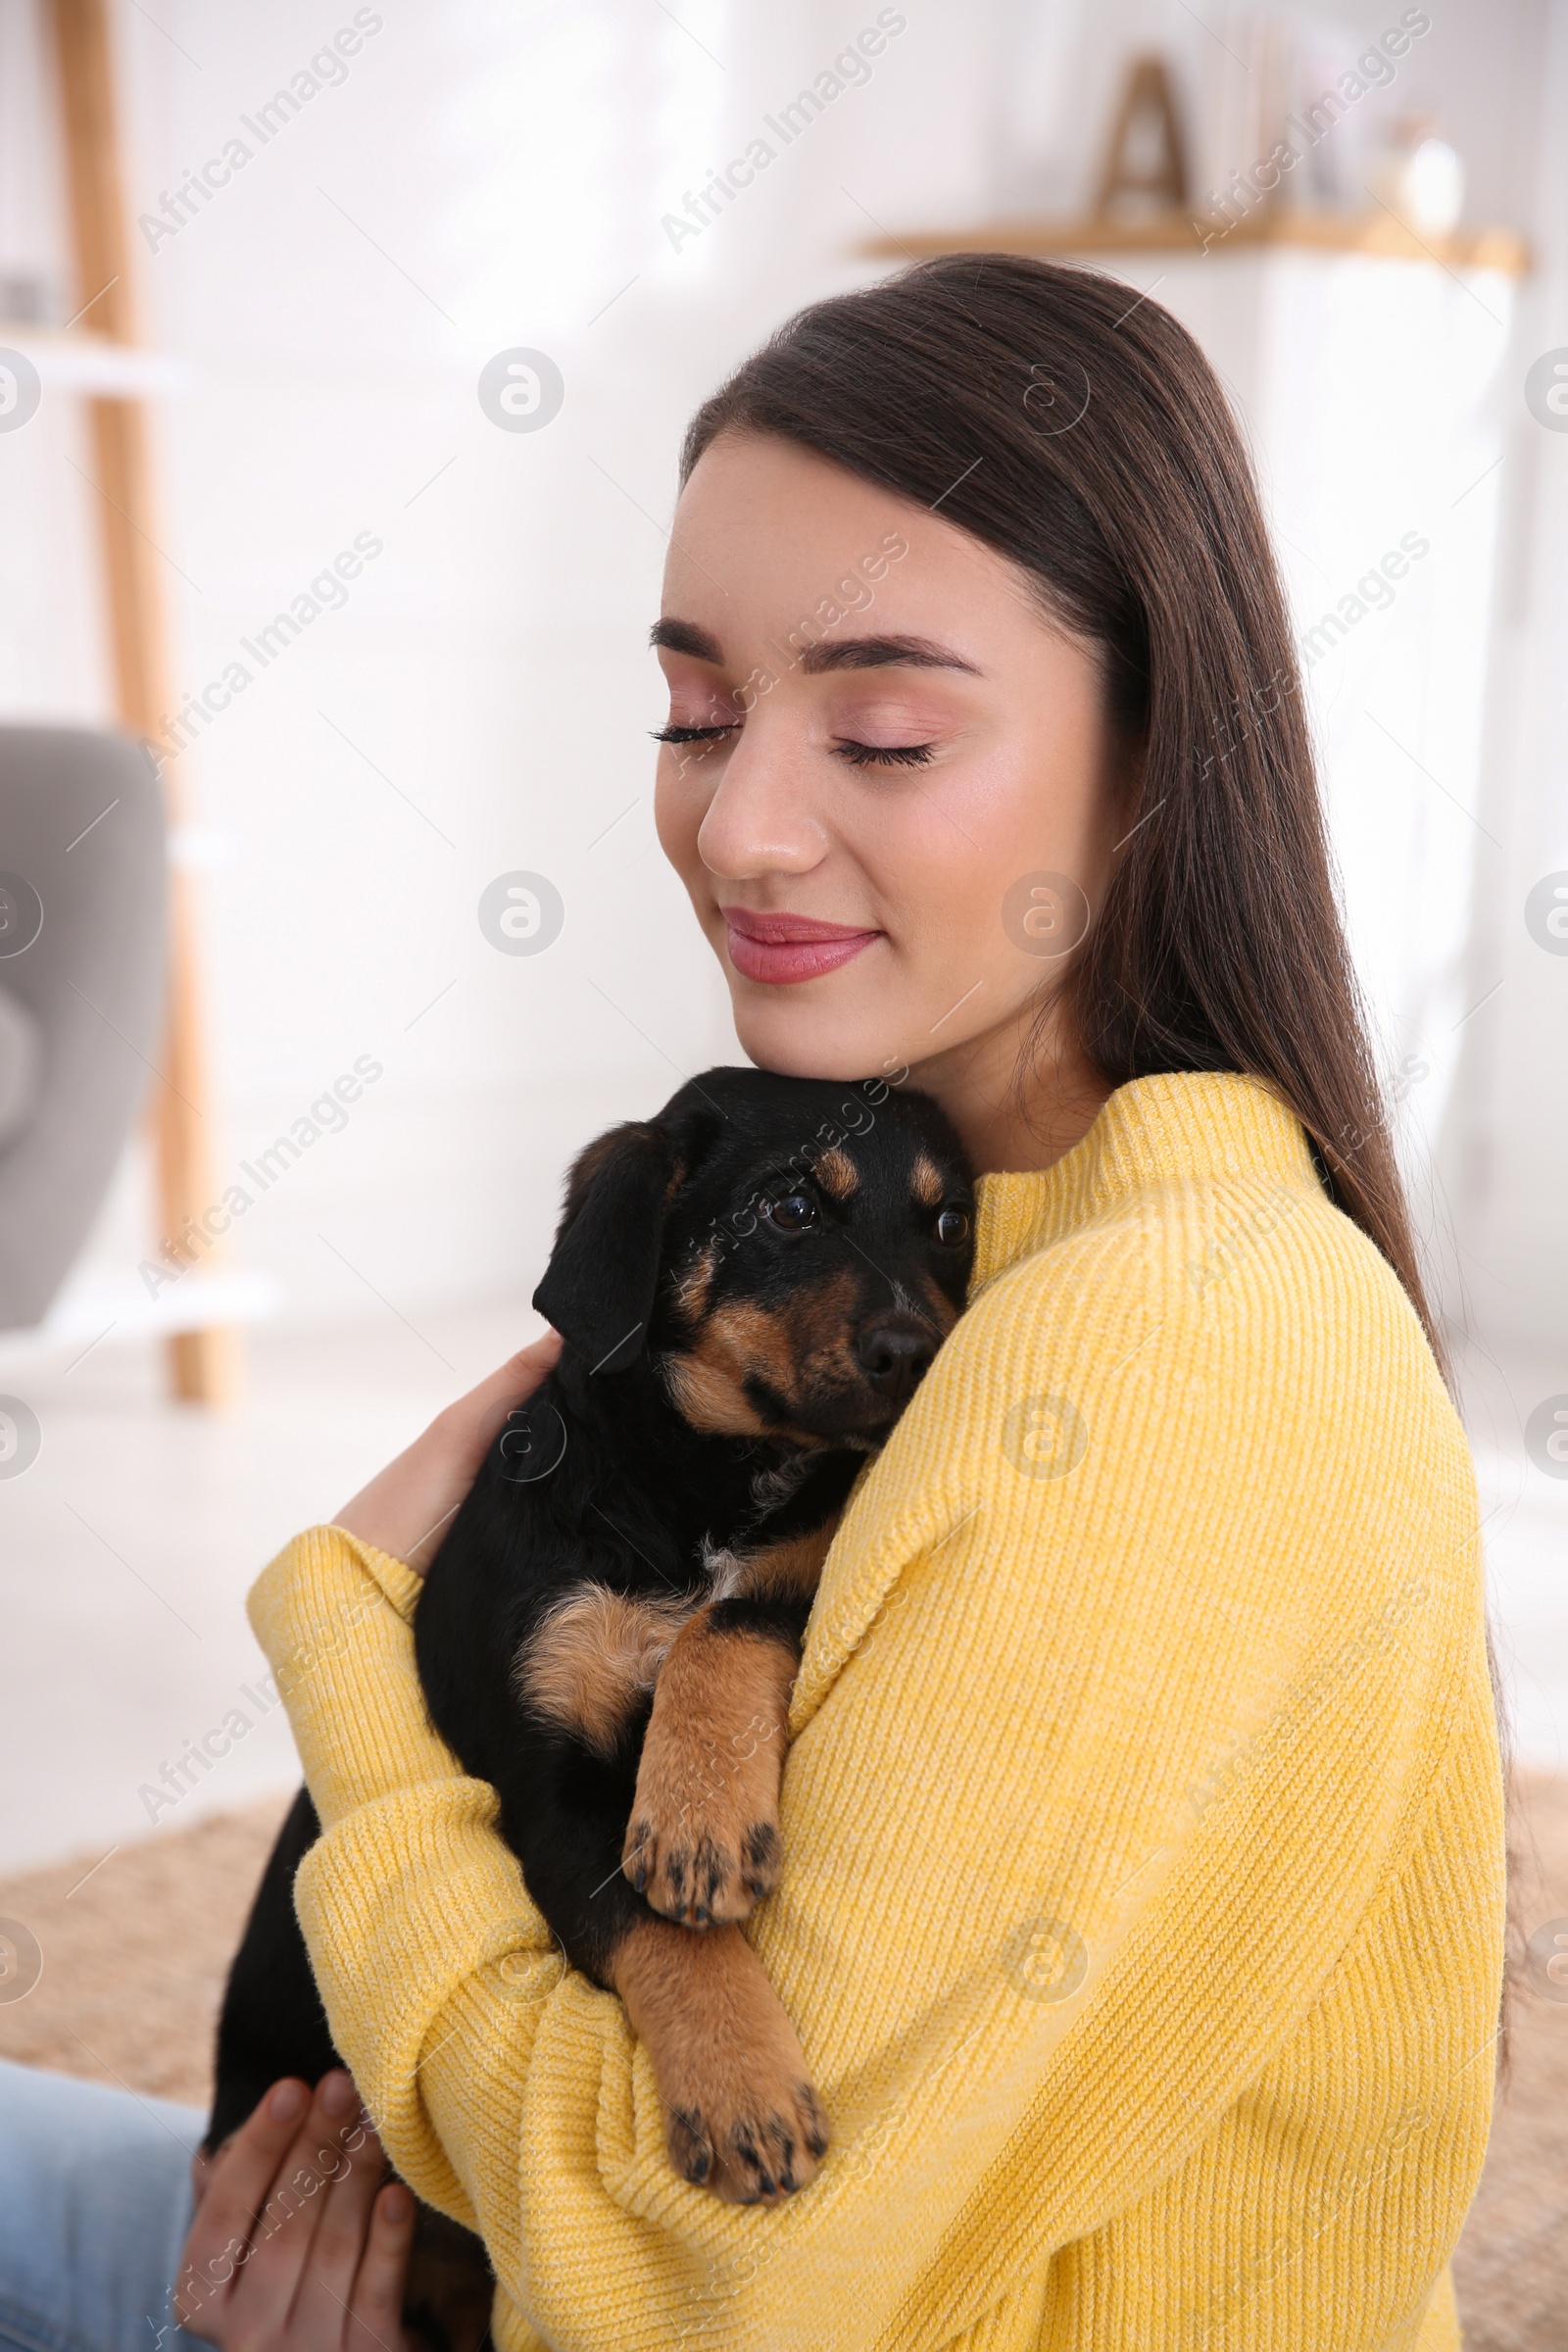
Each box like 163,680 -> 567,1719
2,256 -> 1509,2350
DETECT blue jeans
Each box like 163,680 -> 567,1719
0,2060 -> 212,2352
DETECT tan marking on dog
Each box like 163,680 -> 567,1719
662,1349 -> 770,1436
609,1914 -> 830,2202
663,1274 -> 908,1442
783,1268 -> 862,1372
812,1148 -> 858,1200
732,1521 -> 838,1607
911,1152 -> 945,1208
668,1240 -> 717,1329
514,1585 -> 692,1758
773,1268 -> 884,1426
623,1610 -> 801,1927
661,1299 -> 798,1434
919,1272 -> 961,1336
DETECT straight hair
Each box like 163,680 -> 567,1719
679,252 -> 1516,2081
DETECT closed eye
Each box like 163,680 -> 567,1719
833,738 -> 937,768
652,723 -> 938,770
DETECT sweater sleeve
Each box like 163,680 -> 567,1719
248,1173 -> 1505,2352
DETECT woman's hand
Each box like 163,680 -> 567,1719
174,2073 -> 415,2350
334,1331 -> 562,1573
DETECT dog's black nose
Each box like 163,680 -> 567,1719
855,1317 -> 937,1403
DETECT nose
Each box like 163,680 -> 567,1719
692,728 -> 829,882
855,1316 -> 937,1403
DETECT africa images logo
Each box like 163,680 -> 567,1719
478,872 -> 565,955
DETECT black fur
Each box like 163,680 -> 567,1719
208,1067 -> 974,2323
209,1784 -> 336,2148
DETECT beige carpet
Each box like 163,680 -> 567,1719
0,1791 -> 294,2107
0,1779 -> 1563,2342
1450,1769 -> 1568,2350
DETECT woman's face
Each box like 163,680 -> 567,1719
653,431 -> 1134,1165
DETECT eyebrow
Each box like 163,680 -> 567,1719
649,617 -> 981,677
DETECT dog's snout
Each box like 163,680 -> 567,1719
855,1316 -> 937,1403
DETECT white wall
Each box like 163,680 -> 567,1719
0,0 -> 1561,1378
1,0 -> 1566,1856
1435,0 -> 1568,1385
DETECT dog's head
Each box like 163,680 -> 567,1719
533,1067 -> 975,1445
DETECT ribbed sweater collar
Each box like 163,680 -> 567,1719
971,1070 -> 1320,1292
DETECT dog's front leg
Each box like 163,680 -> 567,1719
621,1524 -> 833,1926
609,1912 -> 830,2201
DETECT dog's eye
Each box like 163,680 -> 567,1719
935,1205 -> 970,1248
763,1191 -> 820,1234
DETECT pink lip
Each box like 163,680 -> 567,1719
722,906 -> 881,986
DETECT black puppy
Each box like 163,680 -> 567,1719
210,1068 -> 973,2298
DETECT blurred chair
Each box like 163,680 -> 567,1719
0,725 -> 166,1330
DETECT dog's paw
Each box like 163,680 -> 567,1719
667,2069 -> 830,2204
622,1677 -> 788,1924
615,1919 -> 831,2203
622,1791 -> 782,1927
622,1611 -> 798,1924
660,1979 -> 829,2202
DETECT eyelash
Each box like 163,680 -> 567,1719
649,723 -> 937,770
833,738 -> 936,768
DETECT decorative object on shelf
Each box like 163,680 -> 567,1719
1366,115 -> 1465,237
941,15 -> 1508,273
1093,54 -> 1189,217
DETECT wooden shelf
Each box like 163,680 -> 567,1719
0,322 -> 180,396
46,0 -> 235,1406
860,206 -> 1529,277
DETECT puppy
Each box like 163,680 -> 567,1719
210,1067 -> 973,2311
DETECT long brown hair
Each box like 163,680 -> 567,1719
680,254 -> 1517,2078
681,254 -> 1436,1355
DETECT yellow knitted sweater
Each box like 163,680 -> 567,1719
249,1071 -> 1505,2352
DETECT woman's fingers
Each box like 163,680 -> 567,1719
173,2077 -> 312,2328
288,2107 -> 394,2344
436,1334 -> 566,1474
345,2182 -> 417,2352
241,2073 -> 375,2337
334,1329 -> 563,1573
174,2072 -> 381,2346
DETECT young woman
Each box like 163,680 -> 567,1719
0,256 -> 1509,2351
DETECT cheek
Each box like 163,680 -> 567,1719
835,743 -> 1102,1018
839,758 -> 1033,948
936,729 -> 1107,901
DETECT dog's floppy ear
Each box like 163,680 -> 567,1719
532,1120 -> 676,1374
